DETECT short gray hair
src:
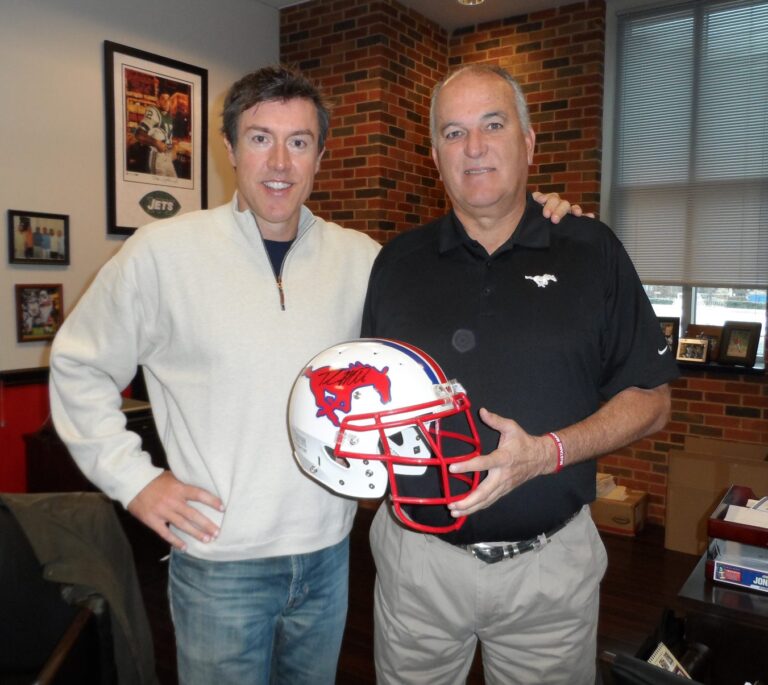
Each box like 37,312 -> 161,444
430,65 -> 531,144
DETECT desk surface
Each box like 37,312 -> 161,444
678,555 -> 768,630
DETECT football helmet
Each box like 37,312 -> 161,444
288,338 -> 482,533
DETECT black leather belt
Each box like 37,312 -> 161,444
454,515 -> 575,564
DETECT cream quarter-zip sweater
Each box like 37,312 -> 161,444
50,196 -> 380,560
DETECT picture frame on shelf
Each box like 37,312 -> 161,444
15,284 -> 64,343
676,337 -> 709,364
718,321 -> 762,367
7,210 -> 70,265
686,324 -> 723,362
658,317 -> 680,355
104,41 -> 208,235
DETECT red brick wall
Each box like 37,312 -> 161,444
281,0 -> 604,239
601,371 -> 768,524
281,0 -> 448,243
447,2 -> 604,212
279,0 -> 768,526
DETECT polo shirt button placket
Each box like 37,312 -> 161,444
483,259 -> 493,296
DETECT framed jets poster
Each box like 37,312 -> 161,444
104,41 -> 208,235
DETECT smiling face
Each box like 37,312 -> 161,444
225,97 -> 324,241
431,69 -> 535,240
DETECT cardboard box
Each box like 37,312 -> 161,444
591,489 -> 648,536
664,438 -> 768,555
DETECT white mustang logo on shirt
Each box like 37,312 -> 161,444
525,274 -> 558,288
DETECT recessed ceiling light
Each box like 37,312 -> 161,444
458,0 -> 485,5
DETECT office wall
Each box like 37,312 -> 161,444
0,0 -> 279,490
0,0 -> 279,373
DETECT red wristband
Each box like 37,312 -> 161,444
547,432 -> 565,473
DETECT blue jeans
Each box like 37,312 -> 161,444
168,537 -> 349,685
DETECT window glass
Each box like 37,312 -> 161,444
644,284 -> 683,318
695,287 -> 766,359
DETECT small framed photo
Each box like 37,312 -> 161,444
15,284 -> 64,342
686,324 -> 723,361
719,321 -> 763,367
658,317 -> 680,355
676,337 -> 709,363
8,210 -> 70,265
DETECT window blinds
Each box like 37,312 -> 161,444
610,0 -> 768,288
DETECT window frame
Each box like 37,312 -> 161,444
601,0 -> 767,367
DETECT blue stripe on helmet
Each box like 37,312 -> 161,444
377,339 -> 440,384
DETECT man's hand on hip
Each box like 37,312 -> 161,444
127,471 -> 224,551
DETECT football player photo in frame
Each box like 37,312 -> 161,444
719,321 -> 762,367
7,210 -> 70,265
658,316 -> 679,355
104,41 -> 208,235
15,284 -> 64,343
676,337 -> 708,364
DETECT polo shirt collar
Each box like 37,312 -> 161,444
438,193 -> 551,256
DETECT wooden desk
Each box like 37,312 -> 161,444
677,555 -> 768,684
24,399 -> 167,493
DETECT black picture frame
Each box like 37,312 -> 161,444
104,41 -> 208,235
658,316 -> 680,355
719,321 -> 762,367
15,283 -> 64,342
8,210 -> 70,265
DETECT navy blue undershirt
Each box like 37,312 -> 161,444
263,239 -> 293,276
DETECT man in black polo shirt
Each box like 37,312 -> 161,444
361,65 -> 678,684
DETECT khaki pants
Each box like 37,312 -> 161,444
371,504 -> 607,685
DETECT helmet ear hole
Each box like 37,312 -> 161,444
324,445 -> 349,468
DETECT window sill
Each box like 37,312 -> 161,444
676,361 -> 765,375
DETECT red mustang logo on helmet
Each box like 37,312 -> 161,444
305,362 -> 391,427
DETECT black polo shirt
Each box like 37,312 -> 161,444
361,194 -> 678,544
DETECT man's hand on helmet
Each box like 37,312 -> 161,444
446,407 -> 553,518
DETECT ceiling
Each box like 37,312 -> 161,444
260,0 -> 566,32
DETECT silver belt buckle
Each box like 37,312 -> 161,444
468,542 -> 491,560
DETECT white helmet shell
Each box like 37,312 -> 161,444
288,338 -> 481,533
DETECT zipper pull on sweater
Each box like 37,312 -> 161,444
276,276 -> 286,311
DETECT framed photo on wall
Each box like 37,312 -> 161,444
676,337 -> 708,363
658,317 -> 680,355
719,321 -> 762,367
15,284 -> 64,342
7,210 -> 70,265
104,41 -> 208,235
